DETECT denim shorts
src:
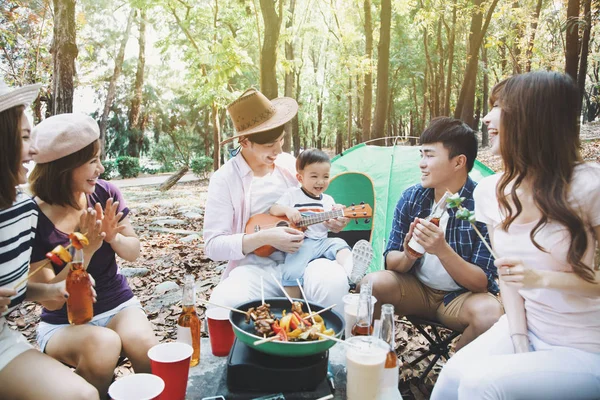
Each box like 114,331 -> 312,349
36,297 -> 143,352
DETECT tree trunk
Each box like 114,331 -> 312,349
211,102 -> 221,171
577,0 -> 591,121
292,65 -> 302,156
51,0 -> 77,115
372,0 -> 392,138
525,0 -> 544,72
159,165 -> 189,192
511,0 -> 523,74
481,46 -> 489,147
362,0 -> 373,142
565,0 -> 581,81
283,0 -> 296,153
454,0 -> 500,127
347,75 -> 353,150
436,18 -> 444,116
100,9 -> 135,159
444,4 -> 456,116
259,0 -> 283,99
128,9 -> 146,157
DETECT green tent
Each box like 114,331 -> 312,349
325,143 -> 495,273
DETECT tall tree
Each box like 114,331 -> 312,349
454,0 -> 500,128
525,0 -> 544,72
259,0 -> 284,99
362,0 -> 373,142
51,0 -> 77,115
283,0 -> 296,153
127,9 -> 146,157
372,0 -> 392,138
577,0 -> 592,117
565,0 -> 581,80
99,9 -> 134,159
444,4 -> 457,116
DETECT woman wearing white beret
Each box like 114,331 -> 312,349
28,113 -> 157,399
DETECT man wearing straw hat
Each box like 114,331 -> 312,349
0,78 -> 99,399
204,88 -> 351,316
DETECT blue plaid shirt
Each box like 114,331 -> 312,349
384,177 -> 499,304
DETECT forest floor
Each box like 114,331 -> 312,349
6,133 -> 600,400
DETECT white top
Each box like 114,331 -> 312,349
414,211 -> 462,291
474,163 -> 600,353
238,169 -> 289,268
275,187 -> 336,240
0,192 -> 38,317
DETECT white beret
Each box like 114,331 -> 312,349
32,113 -> 100,164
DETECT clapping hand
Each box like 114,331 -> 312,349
95,198 -> 126,243
79,208 -> 105,253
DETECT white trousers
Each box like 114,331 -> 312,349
431,315 -> 600,400
209,258 -> 349,317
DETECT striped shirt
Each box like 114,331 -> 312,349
0,192 -> 38,317
384,177 -> 499,305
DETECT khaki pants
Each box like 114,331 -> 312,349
372,270 -> 501,332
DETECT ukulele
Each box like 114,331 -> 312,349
246,203 -> 373,257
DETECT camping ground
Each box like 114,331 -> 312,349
6,138 -> 600,399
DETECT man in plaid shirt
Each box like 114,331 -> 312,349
359,117 -> 503,350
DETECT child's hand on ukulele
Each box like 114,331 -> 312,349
286,209 -> 302,225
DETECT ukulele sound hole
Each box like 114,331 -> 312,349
276,221 -> 290,228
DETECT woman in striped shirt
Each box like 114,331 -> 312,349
0,80 -> 98,400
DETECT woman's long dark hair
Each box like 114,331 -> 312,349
0,106 -> 24,209
495,71 -> 594,282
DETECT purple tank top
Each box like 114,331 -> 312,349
31,180 -> 134,325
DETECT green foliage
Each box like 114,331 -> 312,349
100,159 -> 116,180
190,156 -> 213,176
116,156 -> 140,178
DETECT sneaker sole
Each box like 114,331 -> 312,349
350,239 -> 374,284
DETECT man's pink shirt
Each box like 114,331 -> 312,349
203,152 -> 299,278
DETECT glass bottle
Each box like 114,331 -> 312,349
351,281 -> 374,336
406,192 -> 451,258
66,247 -> 93,325
379,304 -> 403,399
177,274 -> 201,367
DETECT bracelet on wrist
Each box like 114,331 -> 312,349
510,333 -> 528,338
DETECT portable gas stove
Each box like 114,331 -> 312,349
226,338 -> 329,392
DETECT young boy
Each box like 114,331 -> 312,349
270,149 -> 373,298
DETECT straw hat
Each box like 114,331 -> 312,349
0,78 -> 41,113
220,88 -> 298,145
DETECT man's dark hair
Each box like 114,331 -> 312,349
419,116 -> 478,172
244,125 -> 285,144
296,148 -> 330,171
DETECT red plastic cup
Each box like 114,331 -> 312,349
108,373 -> 164,400
147,342 -> 193,400
206,307 -> 235,356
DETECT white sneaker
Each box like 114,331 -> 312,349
349,240 -> 374,284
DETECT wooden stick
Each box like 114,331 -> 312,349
306,304 -> 336,319
13,260 -> 52,289
296,278 -> 316,325
196,299 -> 248,316
253,335 -> 281,346
269,273 -> 294,304
314,332 -> 358,348
260,276 -> 265,306
315,395 -> 334,400
469,221 -> 499,259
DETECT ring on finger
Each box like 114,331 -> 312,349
506,267 -> 511,275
